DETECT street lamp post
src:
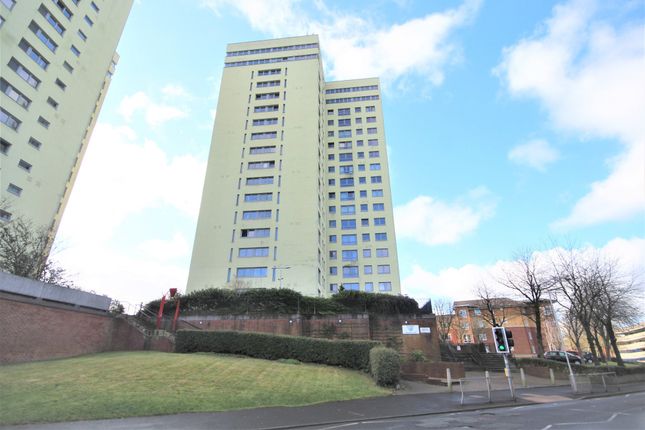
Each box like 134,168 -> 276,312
273,265 -> 291,289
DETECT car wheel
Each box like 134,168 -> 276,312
575,360 -> 581,365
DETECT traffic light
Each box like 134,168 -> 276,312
492,326 -> 510,354
505,329 -> 514,348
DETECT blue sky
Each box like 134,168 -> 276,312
54,0 -> 645,310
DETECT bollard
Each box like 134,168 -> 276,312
485,371 -> 492,403
520,368 -> 527,388
549,368 -> 555,385
446,368 -> 452,392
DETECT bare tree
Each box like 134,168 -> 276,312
433,299 -> 455,343
475,282 -> 509,327
0,215 -> 75,288
497,250 -> 553,356
562,309 -> 584,356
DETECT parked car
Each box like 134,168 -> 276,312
544,350 -> 582,365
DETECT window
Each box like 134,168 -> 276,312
339,153 -> 352,161
358,164 -> 365,171
360,204 -> 368,212
328,154 -> 335,161
91,1 -> 100,12
8,58 -> 40,88
248,160 -> 275,169
328,192 -> 336,199
355,117 -> 362,124
329,220 -> 336,228
46,97 -> 59,109
338,108 -> 350,116
327,131 -> 334,137
338,119 -> 351,126
70,45 -> 81,56
256,80 -> 280,88
341,219 -> 356,230
244,193 -> 272,202
1,108 -> 21,130
38,4 -> 65,35
329,235 -> 337,243
51,0 -> 73,20
29,21 -> 57,52
246,176 -> 273,185
327,120 -> 334,126
251,131 -> 277,140
63,61 -> 73,73
328,142 -> 334,149
359,190 -> 367,198
329,250 -> 337,260
367,116 -> 376,123
371,176 -> 382,184
256,92 -> 279,100
28,137 -> 42,149
249,145 -> 276,154
370,163 -> 381,170
362,233 -> 370,242
366,106 -> 376,112
55,78 -> 66,90
339,165 -> 353,174
479,333 -> 488,342
474,309 -> 482,316
19,39 -> 49,69
7,183 -> 22,196
368,139 -> 378,146
357,152 -> 364,159
236,267 -> 268,278
355,107 -> 362,113
343,266 -> 359,278
338,141 -> 352,149
242,210 -> 271,220
365,282 -> 373,292
238,247 -> 269,257
367,127 -> 377,134
363,249 -> 371,258
372,189 -> 384,197
0,209 -> 11,221
1,137 -> 11,155
376,248 -> 389,257
2,0 -> 16,10
83,15 -> 94,26
254,105 -> 279,113
356,129 -> 363,135
369,151 -> 379,158
356,139 -> 364,146
328,179 -> 335,186
458,309 -> 467,318
77,29 -> 87,41
241,228 -> 270,238
329,266 -> 338,275
329,205 -> 336,213
377,264 -> 391,274
339,178 -> 354,187
329,283 -> 338,293
338,130 -> 352,138
1,79 -> 31,109
340,205 -> 355,215
375,232 -> 387,241
344,283 -> 360,291
364,265 -> 373,275
341,234 -> 357,245
361,218 -> 369,227
258,69 -> 281,76
379,282 -> 392,292
372,203 -> 384,211
340,191 -> 354,201
342,250 -> 358,261
374,217 -> 386,226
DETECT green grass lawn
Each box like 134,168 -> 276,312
0,351 -> 390,425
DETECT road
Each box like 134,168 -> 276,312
306,392 -> 645,430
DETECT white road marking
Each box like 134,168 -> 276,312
540,425 -> 552,430
317,423 -> 359,430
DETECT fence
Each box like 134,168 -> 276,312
458,371 -> 515,406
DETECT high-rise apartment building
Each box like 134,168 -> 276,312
0,0 -> 132,240
187,35 -> 400,297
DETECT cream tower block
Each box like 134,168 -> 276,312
0,0 -> 132,241
187,35 -> 401,297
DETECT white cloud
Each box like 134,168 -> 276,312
508,139 -> 560,171
394,186 -> 496,246
496,0 -> 645,228
402,237 -> 645,305
118,91 -> 188,126
161,84 -> 191,98
201,0 -> 482,87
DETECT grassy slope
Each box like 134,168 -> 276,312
0,351 -> 389,425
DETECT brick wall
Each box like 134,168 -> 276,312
0,294 -> 146,365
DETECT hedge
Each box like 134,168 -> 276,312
146,288 -> 421,317
513,358 -> 645,376
175,330 -> 381,370
369,347 -> 400,386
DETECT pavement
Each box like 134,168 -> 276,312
4,378 -> 644,430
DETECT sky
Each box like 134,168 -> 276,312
53,0 -> 645,312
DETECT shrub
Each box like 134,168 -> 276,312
176,330 -> 381,371
370,347 -> 400,387
408,350 -> 428,362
